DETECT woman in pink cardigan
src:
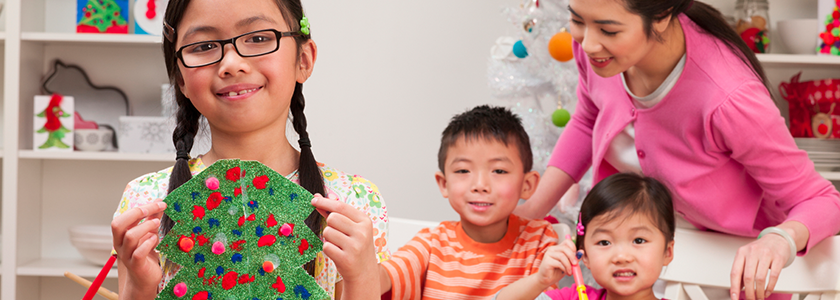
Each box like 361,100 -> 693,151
514,0 -> 840,299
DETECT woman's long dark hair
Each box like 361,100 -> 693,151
624,0 -> 771,95
160,0 -> 325,275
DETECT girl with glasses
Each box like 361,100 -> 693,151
110,0 -> 387,299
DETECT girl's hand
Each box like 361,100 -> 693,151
730,234 -> 790,300
310,194 -> 379,286
111,202 -> 167,296
537,239 -> 578,286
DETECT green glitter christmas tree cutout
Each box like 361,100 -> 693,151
157,159 -> 329,300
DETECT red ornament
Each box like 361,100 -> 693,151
253,175 -> 269,189
266,214 -> 278,227
834,11 -> 839,19
192,205 -> 205,220
222,271 -> 238,290
230,240 -> 246,251
226,167 -> 241,181
206,192 -> 222,210
819,123 -> 829,135
258,235 -> 277,247
272,276 -> 286,293
298,239 -> 309,255
192,291 -> 209,300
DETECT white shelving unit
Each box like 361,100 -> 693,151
2,0 -> 175,299
0,0 -> 833,299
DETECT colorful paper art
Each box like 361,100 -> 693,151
157,159 -> 328,300
34,94 -> 74,151
77,0 -> 129,34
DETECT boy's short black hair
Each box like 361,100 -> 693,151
438,105 -> 533,172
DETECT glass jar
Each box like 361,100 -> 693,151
735,0 -> 771,53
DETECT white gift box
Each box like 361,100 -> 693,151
118,116 -> 175,153
118,116 -> 211,154
34,95 -> 74,151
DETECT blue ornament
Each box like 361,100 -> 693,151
513,40 -> 529,58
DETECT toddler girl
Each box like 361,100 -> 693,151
497,173 -> 675,300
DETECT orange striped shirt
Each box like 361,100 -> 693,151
382,214 -> 559,300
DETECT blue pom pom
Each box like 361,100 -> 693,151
232,253 -> 243,263
513,40 -> 528,58
216,266 -> 224,275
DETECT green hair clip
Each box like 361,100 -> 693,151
299,13 -> 310,35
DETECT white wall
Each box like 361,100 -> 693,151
303,0 -> 519,222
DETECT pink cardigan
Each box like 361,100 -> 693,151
550,14 -> 840,253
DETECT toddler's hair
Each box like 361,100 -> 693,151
438,105 -> 533,172
575,173 -> 675,250
160,0 -> 323,276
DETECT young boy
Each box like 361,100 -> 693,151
379,105 -> 559,299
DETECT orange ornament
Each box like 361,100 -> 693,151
548,29 -> 574,62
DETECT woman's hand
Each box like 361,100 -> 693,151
111,201 -> 166,297
729,233 -> 790,300
311,194 -> 380,300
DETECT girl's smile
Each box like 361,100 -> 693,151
215,84 -> 264,100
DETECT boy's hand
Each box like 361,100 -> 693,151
537,239 -> 578,286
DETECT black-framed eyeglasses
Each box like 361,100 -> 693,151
175,29 -> 300,68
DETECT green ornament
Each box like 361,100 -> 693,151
833,27 -> 840,38
552,108 -> 571,127
832,46 -> 840,55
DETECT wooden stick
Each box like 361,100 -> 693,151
64,271 -> 119,300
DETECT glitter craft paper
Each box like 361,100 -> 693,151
157,159 -> 328,300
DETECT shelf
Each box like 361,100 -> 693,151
21,32 -> 162,45
18,150 -> 174,162
757,54 -> 840,67
819,171 -> 840,181
17,259 -> 117,278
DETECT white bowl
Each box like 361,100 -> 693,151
777,19 -> 820,54
70,237 -> 113,250
74,128 -> 113,151
74,246 -> 114,266
69,225 -> 112,240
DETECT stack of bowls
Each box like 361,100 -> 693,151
68,225 -> 114,266
794,138 -> 840,171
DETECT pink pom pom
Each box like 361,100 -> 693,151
205,177 -> 220,190
173,282 -> 187,297
211,241 -> 225,255
280,223 -> 293,236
